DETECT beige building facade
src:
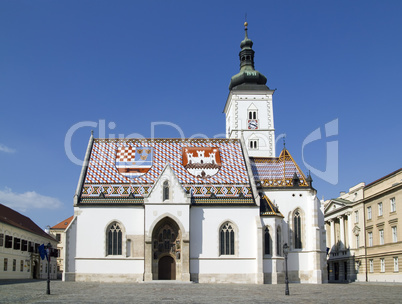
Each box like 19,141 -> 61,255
364,169 -> 402,282
49,216 -> 73,279
0,204 -> 58,280
325,168 -> 402,283
324,183 -> 366,282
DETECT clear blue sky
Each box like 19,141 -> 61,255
1,0 -> 401,229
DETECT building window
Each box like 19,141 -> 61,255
294,211 -> 302,249
276,227 -> 282,256
367,206 -> 372,220
3,258 -> 7,271
249,139 -> 258,150
56,234 -> 61,242
380,258 -> 385,273
394,257 -> 399,272
356,234 -> 360,248
379,229 -> 384,245
354,211 -> 359,223
12,259 -> 16,271
163,180 -> 169,201
220,222 -> 235,255
264,226 -> 271,255
0,233 -> 3,247
248,110 -> 257,120
5,235 -> 12,248
20,260 -> 23,272
107,222 -> 123,255
392,226 -> 397,243
369,259 -> 374,273
390,197 -> 396,213
21,240 -> 28,251
13,238 -> 21,250
368,232 -> 373,247
378,202 -> 383,216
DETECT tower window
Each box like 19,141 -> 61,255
249,140 -> 258,149
248,110 -> 257,120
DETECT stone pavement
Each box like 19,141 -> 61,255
1,280 -> 402,304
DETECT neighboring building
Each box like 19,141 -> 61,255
325,168 -> 402,283
50,216 -> 73,279
324,183 -> 366,282
0,204 -> 57,280
64,23 -> 327,284
364,168 -> 402,282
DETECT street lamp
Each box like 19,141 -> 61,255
46,242 -> 52,295
283,243 -> 289,295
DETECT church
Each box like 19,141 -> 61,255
63,23 -> 327,284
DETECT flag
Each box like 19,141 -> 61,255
38,244 -> 47,260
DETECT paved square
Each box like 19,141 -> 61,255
1,280 -> 402,303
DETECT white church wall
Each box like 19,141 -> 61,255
75,206 -> 144,258
75,258 -> 144,274
67,206 -> 145,282
263,188 -> 325,283
189,206 -> 261,283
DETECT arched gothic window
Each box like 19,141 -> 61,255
264,226 -> 271,255
294,210 -> 302,249
163,181 -> 169,201
220,222 -> 235,255
276,226 -> 281,256
107,222 -> 122,255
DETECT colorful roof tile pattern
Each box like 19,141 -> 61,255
250,149 -> 309,188
81,138 -> 253,202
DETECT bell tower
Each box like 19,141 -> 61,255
224,22 -> 276,157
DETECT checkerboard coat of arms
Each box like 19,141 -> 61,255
182,147 -> 222,178
115,145 -> 153,178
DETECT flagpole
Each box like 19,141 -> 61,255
46,242 -> 52,295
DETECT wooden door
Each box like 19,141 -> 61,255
158,256 -> 175,280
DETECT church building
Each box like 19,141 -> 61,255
63,23 -> 327,284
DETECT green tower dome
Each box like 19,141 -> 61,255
229,22 -> 269,91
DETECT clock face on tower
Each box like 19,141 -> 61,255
248,119 -> 258,130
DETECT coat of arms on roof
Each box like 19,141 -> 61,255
182,147 -> 222,179
115,145 -> 153,178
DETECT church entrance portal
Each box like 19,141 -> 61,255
152,217 -> 181,280
158,256 -> 176,280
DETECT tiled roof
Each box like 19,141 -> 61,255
250,149 -> 309,188
80,138 -> 253,202
51,216 -> 74,229
0,204 -> 56,241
